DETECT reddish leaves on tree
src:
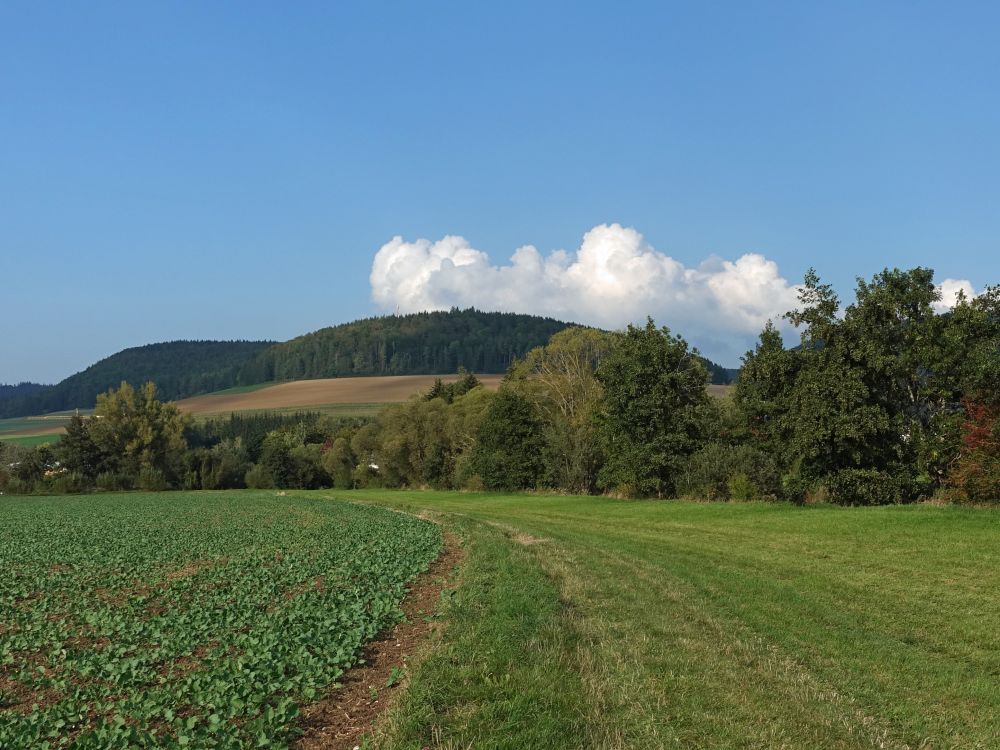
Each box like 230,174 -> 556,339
948,400 -> 1000,503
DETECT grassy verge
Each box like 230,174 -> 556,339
366,514 -> 588,750
326,491 -> 1000,749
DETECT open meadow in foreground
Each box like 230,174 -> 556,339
2,490 -> 998,749
338,491 -> 1000,750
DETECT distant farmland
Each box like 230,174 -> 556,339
0,414 -> 77,444
174,374 -> 505,417
1,375 -> 727,442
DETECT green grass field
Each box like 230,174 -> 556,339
323,490 -> 1000,750
2,490 -> 997,749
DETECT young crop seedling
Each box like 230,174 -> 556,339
0,492 -> 442,748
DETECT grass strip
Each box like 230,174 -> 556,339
371,514 -> 588,750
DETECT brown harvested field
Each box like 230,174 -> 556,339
174,374 -> 505,417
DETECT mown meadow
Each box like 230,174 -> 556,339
337,490 -> 1000,750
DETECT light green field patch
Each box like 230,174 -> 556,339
329,490 -> 1000,750
0,433 -> 62,446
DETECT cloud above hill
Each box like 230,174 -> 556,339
369,224 -> 985,364
934,278 -> 979,313
369,224 -> 801,364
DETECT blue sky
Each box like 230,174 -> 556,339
2,2 -> 998,382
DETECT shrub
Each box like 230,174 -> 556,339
351,464 -> 380,489
678,443 -> 781,501
321,437 -> 355,488
825,469 -> 900,506
287,444 -> 329,489
137,467 -> 168,491
244,464 -> 275,489
50,472 -> 90,494
727,472 -> 758,502
462,473 -> 485,492
95,471 -> 133,491
2,477 -> 32,495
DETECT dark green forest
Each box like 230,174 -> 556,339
243,308 -> 736,384
0,382 -> 49,401
1,309 -> 740,418
235,309 -> 574,382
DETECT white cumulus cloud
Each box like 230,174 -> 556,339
369,223 -> 803,365
933,278 -> 979,313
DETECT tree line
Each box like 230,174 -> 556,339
3,266 -> 997,505
0,382 -> 49,402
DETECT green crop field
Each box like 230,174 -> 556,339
0,492 -> 441,749
0,433 -> 61,447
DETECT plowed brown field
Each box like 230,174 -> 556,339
174,374 -> 504,416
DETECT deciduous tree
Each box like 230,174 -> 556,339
596,319 -> 710,498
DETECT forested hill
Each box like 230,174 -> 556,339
0,341 -> 273,418
236,309 -> 573,382
0,382 -> 50,402
1,310 -> 738,417
235,309 -> 740,385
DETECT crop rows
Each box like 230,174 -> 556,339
0,492 -> 442,749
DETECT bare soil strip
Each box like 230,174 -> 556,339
295,533 -> 463,750
0,424 -> 66,438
